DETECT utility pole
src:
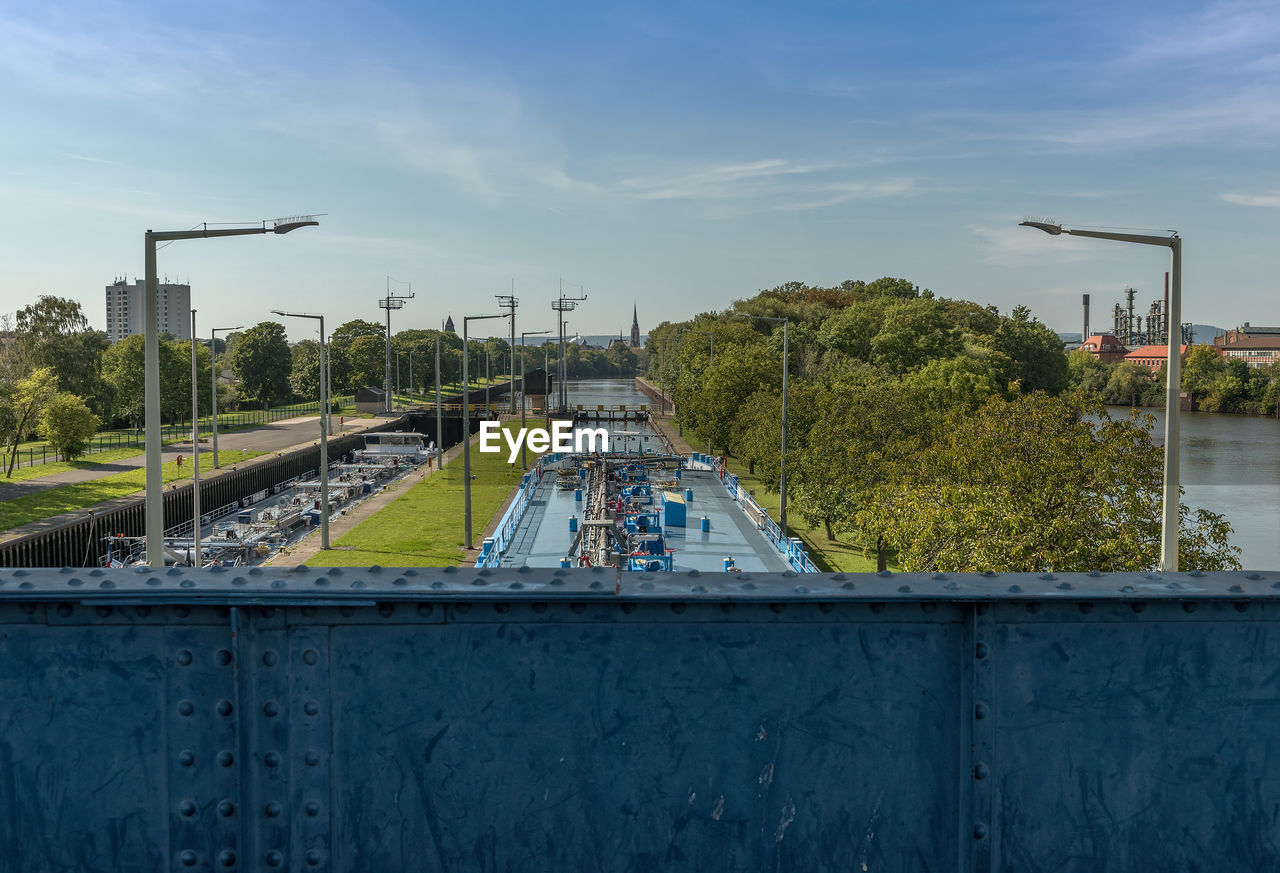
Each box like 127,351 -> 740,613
552,281 -> 586,414
496,290 -> 518,414
435,329 -> 444,468
379,277 -> 413,414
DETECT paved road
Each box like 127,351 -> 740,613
0,415 -> 378,502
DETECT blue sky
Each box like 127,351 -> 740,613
0,0 -> 1276,341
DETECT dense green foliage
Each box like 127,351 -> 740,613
650,279 -> 1239,572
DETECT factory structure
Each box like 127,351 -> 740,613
1077,273 -> 1195,373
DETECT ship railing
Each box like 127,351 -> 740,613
476,458 -> 549,568
710,458 -> 818,574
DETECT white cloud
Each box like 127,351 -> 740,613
1222,192 -> 1280,207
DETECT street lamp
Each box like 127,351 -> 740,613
435,328 -> 444,469
272,309 -> 330,551
190,309 -> 202,566
463,313 -> 509,549
379,279 -> 413,414
209,324 -> 242,469
497,294 -> 518,414
521,329 -> 551,469
1020,218 -> 1183,571
734,313 -> 790,536
144,216 -> 318,567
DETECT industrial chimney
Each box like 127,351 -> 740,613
1082,293 -> 1090,341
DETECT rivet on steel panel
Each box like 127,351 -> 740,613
180,580 -> 196,589
974,702 -> 988,720
314,578 -> 329,587
898,585 -> 911,593
262,650 -> 278,666
218,850 -> 236,867
305,751 -> 320,766
178,750 -> 195,767
1057,582 -> 1073,590
794,585 -> 808,594
271,580 -> 286,589
145,578 -> 162,587
266,850 -> 284,867
393,578 -> 407,586
265,752 -> 280,767
179,799 -> 197,817
217,800 -> 235,817
369,565 -> 383,574
67,578 -> 82,587
18,582 -> 33,590
304,701 -> 319,716
303,648 -> 319,665
973,823 -> 988,839
304,801 -> 320,817
1229,584 -> 1244,593
218,750 -> 234,767
975,642 -> 989,659
265,802 -> 282,818
178,700 -> 194,717
179,850 -> 198,867
264,701 -> 280,717
177,650 -> 193,666
306,849 -> 323,866
639,582 -> 654,590
1247,572 -> 1262,580
99,580 -> 115,589
692,585 -> 707,593
973,762 -> 989,780
1120,585 -> 1136,594
1008,585 -> 1022,593
352,580 -> 367,589
217,699 -> 233,716
842,581 -> 856,590
231,577 -> 247,586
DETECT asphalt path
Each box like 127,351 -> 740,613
0,415 -> 375,503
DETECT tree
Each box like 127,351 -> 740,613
861,392 -> 1240,572
345,335 -> 387,390
987,306 -> 1067,394
1066,348 -> 1109,393
14,296 -> 109,412
39,392 -> 99,461
1181,345 -> 1224,401
869,298 -> 963,374
231,322 -> 292,408
329,319 -> 386,392
2,367 -> 59,477
101,334 -> 188,428
1103,362 -> 1151,407
291,339 -> 322,398
903,354 -> 1007,413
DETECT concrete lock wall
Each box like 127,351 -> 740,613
1,567 -> 1279,871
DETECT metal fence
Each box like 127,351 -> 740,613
6,397 -> 353,470
1,567 -> 1278,871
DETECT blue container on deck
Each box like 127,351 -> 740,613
674,468 -> 682,480
662,491 -> 686,526
568,516 -> 578,532
574,489 -> 582,501
684,488 -> 693,502
579,468 -> 587,479
559,557 -> 571,568
701,516 -> 710,532
724,556 -> 735,572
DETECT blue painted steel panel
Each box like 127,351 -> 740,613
0,568 -> 1279,871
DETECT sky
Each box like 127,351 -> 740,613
0,0 -> 1277,342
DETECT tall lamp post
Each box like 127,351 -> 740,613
735,313 -> 790,536
272,309 -> 330,551
435,329 -> 444,468
462,313 -> 509,549
520,329 -> 551,469
379,279 -> 413,414
143,216 -> 318,568
190,309 -> 202,565
1020,218 -> 1184,571
210,324 -> 242,469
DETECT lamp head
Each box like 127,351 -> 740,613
1019,217 -> 1064,235
272,215 -> 320,234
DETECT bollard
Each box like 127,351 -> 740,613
569,516 -> 578,532
701,516 -> 710,532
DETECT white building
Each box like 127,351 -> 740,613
105,278 -> 192,342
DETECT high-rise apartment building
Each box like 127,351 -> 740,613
105,278 -> 192,342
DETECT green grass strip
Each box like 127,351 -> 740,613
721,456 -> 887,573
1,446 -> 149,483
0,449 -> 263,533
307,426 -> 529,567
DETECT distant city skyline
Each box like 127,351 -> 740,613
0,1 -> 1277,342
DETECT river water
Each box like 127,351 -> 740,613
1114,407 -> 1280,569
562,380 -> 1280,569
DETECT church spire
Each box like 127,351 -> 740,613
629,302 -> 641,348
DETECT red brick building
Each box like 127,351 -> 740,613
1212,334 -> 1280,368
1078,333 -> 1129,364
1125,344 -> 1188,374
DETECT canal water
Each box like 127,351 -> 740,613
562,380 -> 1280,569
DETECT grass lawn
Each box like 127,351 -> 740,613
306,426 -> 528,567
1,446 -> 148,483
721,457 -> 889,573
0,449 -> 263,533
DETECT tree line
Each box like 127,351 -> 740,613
0,295 -> 642,473
1068,346 -> 1280,415
648,279 -> 1239,572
